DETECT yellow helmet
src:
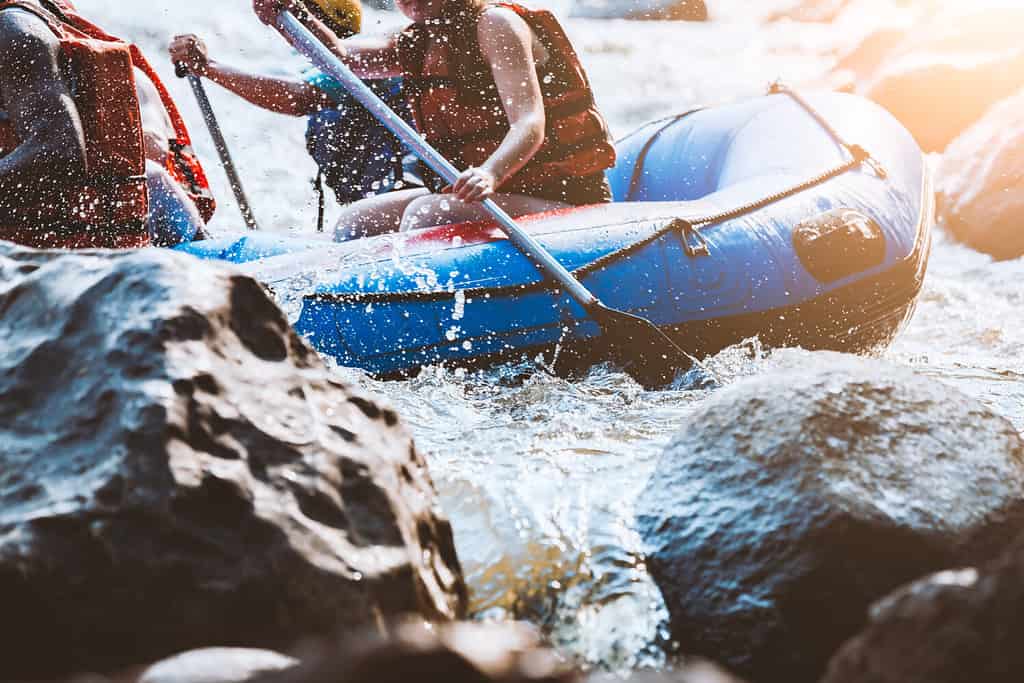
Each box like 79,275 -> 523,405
303,0 -> 362,38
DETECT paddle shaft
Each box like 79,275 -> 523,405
175,64 -> 260,231
275,10 -> 600,310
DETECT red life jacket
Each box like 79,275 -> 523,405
46,0 -> 217,224
397,2 -> 616,193
130,46 -> 217,225
0,0 -> 215,249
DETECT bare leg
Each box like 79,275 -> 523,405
399,193 -> 570,232
146,160 -> 204,247
333,188 -> 430,242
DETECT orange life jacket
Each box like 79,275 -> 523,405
397,2 -> 616,193
0,0 -> 215,249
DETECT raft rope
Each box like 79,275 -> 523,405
305,84 -> 888,307
574,82 -> 888,278
623,107 -> 705,202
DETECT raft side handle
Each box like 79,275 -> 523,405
669,218 -> 711,258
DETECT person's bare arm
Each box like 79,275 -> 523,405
450,7 -> 546,202
170,34 -> 328,116
0,9 -> 86,187
252,0 -> 402,79
135,74 -> 175,162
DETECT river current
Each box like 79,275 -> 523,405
81,0 -> 1024,672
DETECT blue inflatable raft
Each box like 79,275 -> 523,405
177,90 -> 933,381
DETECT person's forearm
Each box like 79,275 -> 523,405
278,9 -> 402,79
480,117 -> 545,187
204,60 -> 326,116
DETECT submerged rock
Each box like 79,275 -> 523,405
636,352 -> 1024,683
253,620 -> 578,683
823,533 -> 1024,683
937,89 -> 1024,261
0,245 -> 466,679
138,648 -> 298,683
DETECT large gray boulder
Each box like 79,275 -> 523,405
0,244 -> 466,679
823,533 -> 1024,683
841,5 -> 1024,151
937,89 -> 1024,261
636,352 -> 1024,683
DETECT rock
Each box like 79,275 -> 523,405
936,89 -> 1024,261
822,534 -> 1024,683
826,26 -> 909,92
0,245 -> 466,679
591,661 -> 746,682
253,620 -> 579,683
636,352 -> 1024,683
853,5 -> 1024,151
865,54 -> 1024,154
138,648 -> 298,683
570,0 -> 707,21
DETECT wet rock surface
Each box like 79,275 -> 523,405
838,5 -> 1024,151
0,244 -> 466,679
138,648 -> 298,683
252,621 -> 580,683
936,89 -> 1024,261
591,663 -> 746,683
636,352 -> 1024,683
823,533 -> 1024,683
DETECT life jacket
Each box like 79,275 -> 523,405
0,0 -> 215,249
0,0 -> 148,248
131,48 -> 217,225
306,77 -> 418,206
47,0 -> 217,224
397,1 -> 616,193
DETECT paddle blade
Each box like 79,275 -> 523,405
589,302 -> 708,388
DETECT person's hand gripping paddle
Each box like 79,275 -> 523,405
173,55 -> 260,231
274,9 -> 701,387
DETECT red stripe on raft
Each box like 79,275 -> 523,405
400,204 -> 601,249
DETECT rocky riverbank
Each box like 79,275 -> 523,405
5,0 -> 1024,679
5,246 -> 1023,682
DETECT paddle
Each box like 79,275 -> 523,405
175,62 -> 261,231
274,9 -> 696,386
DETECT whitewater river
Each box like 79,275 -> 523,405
82,0 -> 1024,671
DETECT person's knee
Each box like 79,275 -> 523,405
335,190 -> 429,241
400,194 -> 453,232
334,207 -> 386,242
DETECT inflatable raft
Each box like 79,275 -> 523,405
177,90 -> 933,381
